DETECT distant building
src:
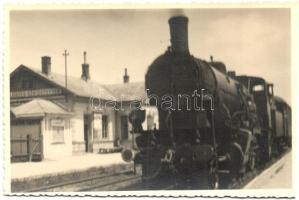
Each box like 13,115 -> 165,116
10,54 -> 157,161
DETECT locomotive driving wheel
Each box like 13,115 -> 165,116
190,166 -> 219,189
141,148 -> 164,182
142,161 -> 162,182
263,133 -> 272,162
207,159 -> 219,189
209,167 -> 219,189
247,152 -> 256,171
247,140 -> 257,171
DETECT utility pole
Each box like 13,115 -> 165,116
84,51 -> 87,64
63,49 -> 69,89
63,49 -> 69,103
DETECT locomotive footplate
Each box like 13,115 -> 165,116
130,144 -> 216,182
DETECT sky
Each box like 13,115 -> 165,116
10,8 -> 291,104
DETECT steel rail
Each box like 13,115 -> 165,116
23,169 -> 135,193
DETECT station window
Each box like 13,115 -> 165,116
52,126 -> 65,144
102,115 -> 108,139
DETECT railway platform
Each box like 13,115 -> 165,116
11,153 -> 127,180
11,152 -> 134,192
244,151 -> 292,189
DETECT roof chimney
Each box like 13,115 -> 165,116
81,51 -> 90,81
168,16 -> 189,55
41,56 -> 51,75
123,68 -> 129,83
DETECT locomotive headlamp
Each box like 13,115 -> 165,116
121,149 -> 135,162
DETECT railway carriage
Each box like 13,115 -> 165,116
272,96 -> 292,149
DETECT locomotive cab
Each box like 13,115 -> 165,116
236,76 -> 277,160
236,76 -> 274,130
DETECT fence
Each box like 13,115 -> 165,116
11,134 -> 43,162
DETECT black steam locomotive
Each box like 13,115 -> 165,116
122,16 -> 292,189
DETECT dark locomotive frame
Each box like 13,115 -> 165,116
121,15 -> 292,189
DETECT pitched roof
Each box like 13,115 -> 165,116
11,65 -> 116,100
11,65 -> 145,101
104,82 -> 146,101
11,99 -> 72,118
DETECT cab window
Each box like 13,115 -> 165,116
268,84 -> 274,96
253,84 -> 264,92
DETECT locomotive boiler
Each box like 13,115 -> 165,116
122,15 -> 291,189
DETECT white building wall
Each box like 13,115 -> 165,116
93,112 -> 102,141
115,107 -> 132,143
92,108 -> 116,150
70,99 -> 118,151
71,101 -> 88,154
45,99 -> 156,154
71,114 -> 84,142
42,115 -> 72,160
40,103 -> 159,159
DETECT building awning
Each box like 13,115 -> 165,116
11,99 -> 73,119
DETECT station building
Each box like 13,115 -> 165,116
10,54 -> 157,161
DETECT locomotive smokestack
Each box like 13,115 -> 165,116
168,15 -> 189,55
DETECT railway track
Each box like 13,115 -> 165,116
229,148 -> 291,189
22,149 -> 290,192
123,148 -> 291,190
23,169 -> 141,192
80,174 -> 141,191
